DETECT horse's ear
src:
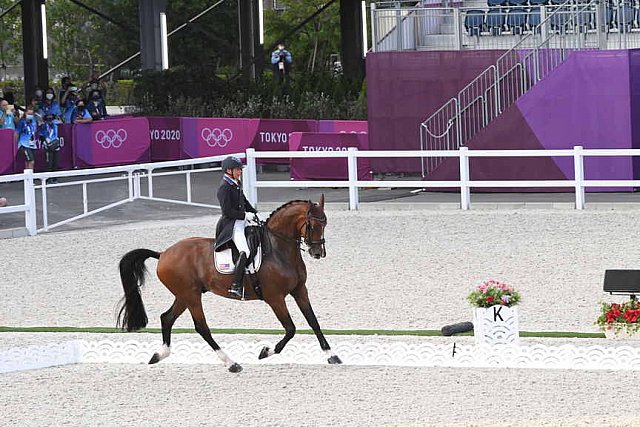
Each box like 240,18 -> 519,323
319,193 -> 325,209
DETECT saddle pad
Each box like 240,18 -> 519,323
214,246 -> 262,275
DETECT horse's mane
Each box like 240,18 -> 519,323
266,200 -> 310,225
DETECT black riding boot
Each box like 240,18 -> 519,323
229,252 -> 248,298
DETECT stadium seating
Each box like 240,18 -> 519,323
465,9 -> 486,36
487,8 -> 506,34
507,8 -> 528,34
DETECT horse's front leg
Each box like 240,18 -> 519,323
259,297 -> 296,360
292,284 -> 342,364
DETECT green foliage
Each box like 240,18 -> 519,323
0,0 -> 22,71
132,67 -> 366,120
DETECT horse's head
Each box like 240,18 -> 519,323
304,194 -> 327,259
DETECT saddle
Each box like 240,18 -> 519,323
213,225 -> 268,275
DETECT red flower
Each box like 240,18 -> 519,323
487,296 -> 494,303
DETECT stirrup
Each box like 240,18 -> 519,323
228,283 -> 243,298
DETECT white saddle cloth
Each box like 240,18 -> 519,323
214,246 -> 262,275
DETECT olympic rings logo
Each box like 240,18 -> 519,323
95,129 -> 128,149
201,127 -> 233,147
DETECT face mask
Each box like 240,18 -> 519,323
46,93 -> 54,100
92,93 -> 100,100
26,114 -> 34,120
77,105 -> 84,110
35,90 -> 43,97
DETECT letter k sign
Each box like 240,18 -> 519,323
493,306 -> 504,321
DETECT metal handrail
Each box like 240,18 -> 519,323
420,0 -> 600,176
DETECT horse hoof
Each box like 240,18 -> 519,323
328,355 -> 342,365
228,363 -> 243,373
148,353 -> 161,364
258,346 -> 271,360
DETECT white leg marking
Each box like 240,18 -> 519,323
156,344 -> 171,361
267,348 -> 275,357
215,349 -> 234,367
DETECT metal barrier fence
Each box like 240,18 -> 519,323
372,1 -> 640,52
4,146 -> 640,237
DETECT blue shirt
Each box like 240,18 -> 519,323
16,119 -> 38,148
0,111 -> 16,130
39,101 -> 62,120
271,49 -> 292,65
70,108 -> 92,123
40,121 -> 58,141
63,97 -> 79,123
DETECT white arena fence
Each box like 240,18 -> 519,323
1,145 -> 640,236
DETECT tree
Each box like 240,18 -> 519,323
0,0 -> 22,80
264,0 -> 341,74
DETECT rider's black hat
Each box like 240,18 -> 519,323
221,156 -> 243,170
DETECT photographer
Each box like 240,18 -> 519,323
40,113 -> 61,182
62,85 -> 80,123
0,100 -> 18,130
271,41 -> 293,84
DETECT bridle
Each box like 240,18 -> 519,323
265,202 -> 327,254
301,209 -> 327,256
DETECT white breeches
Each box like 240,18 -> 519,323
232,219 -> 250,255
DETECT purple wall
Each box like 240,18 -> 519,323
400,49 -> 640,191
366,50 -> 507,173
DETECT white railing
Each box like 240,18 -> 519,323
0,154 -> 242,235
4,146 -> 640,237
0,170 -> 37,236
242,146 -> 637,211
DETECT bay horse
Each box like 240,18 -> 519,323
116,195 -> 341,373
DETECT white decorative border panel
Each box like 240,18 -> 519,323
3,340 -> 640,374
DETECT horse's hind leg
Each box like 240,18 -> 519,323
292,284 -> 342,364
188,298 -> 242,373
149,298 -> 186,364
259,297 -> 296,360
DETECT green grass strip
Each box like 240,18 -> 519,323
0,326 -> 606,338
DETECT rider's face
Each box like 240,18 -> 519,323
231,167 -> 242,181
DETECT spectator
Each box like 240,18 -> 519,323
16,108 -> 38,171
1,87 -> 18,110
0,197 -> 7,207
39,87 -> 62,122
86,89 -> 107,121
40,113 -> 60,182
27,97 -> 44,125
0,100 -> 18,130
58,76 -> 72,101
86,71 -> 107,102
72,100 -> 92,124
271,41 -> 293,84
61,85 -> 80,123
33,87 -> 44,104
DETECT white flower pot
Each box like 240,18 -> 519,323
603,324 -> 640,340
473,305 -> 519,345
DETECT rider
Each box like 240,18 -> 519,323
215,156 -> 259,298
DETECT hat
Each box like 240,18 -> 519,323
221,156 -> 243,170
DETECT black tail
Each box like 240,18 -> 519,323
116,248 -> 161,332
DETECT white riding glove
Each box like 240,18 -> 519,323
244,212 -> 259,225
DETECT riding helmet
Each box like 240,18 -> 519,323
221,156 -> 243,171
